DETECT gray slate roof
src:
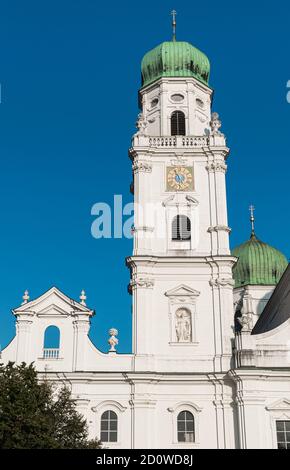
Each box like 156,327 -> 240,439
252,263 -> 290,335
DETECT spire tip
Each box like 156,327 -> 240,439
171,10 -> 177,41
249,204 -> 255,238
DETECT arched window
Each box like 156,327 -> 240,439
100,410 -> 118,443
171,111 -> 186,136
172,215 -> 191,241
43,325 -> 60,359
177,411 -> 195,443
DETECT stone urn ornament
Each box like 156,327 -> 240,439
108,328 -> 119,352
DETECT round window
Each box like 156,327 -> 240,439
171,94 -> 184,103
151,98 -> 159,108
196,98 -> 204,108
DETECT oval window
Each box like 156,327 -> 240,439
171,94 -> 184,102
196,98 -> 204,108
151,98 -> 159,108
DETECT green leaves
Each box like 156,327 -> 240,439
0,362 -> 101,449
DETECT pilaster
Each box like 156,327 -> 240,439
15,314 -> 33,364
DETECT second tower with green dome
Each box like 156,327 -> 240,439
232,209 -> 288,331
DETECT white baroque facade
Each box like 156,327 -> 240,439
1,35 -> 290,450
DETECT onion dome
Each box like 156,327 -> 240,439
232,231 -> 288,289
141,41 -> 210,88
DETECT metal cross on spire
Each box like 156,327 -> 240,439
249,204 -> 255,237
171,10 -> 177,42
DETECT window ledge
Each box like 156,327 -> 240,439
172,442 -> 200,448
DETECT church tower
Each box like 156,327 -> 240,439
127,16 -> 236,373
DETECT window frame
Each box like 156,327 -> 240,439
172,214 -> 191,241
100,410 -> 118,444
276,420 -> 290,449
171,110 -> 186,136
266,399 -> 290,449
168,402 -> 202,447
177,410 -> 195,443
42,325 -> 61,360
91,400 -> 127,448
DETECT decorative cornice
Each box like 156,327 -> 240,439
165,284 -> 200,298
165,284 -> 200,305
91,400 -> 127,413
266,399 -> 290,411
167,402 -> 202,413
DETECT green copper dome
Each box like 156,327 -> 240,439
232,233 -> 288,288
141,41 -> 210,88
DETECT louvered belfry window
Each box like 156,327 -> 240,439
172,215 -> 191,241
171,111 -> 186,136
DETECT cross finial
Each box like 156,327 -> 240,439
249,205 -> 255,237
171,10 -> 177,41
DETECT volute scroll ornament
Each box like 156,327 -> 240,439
130,277 -> 155,289
206,161 -> 227,173
132,160 -> 152,174
209,277 -> 235,288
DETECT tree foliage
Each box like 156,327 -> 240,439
0,362 -> 101,449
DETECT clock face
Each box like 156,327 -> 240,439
166,166 -> 194,191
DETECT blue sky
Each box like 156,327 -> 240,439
0,0 -> 289,353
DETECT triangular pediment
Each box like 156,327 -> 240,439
165,284 -> 200,298
13,286 -> 94,317
266,398 -> 290,411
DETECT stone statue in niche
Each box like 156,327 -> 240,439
175,308 -> 192,342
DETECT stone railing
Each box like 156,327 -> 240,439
131,133 -> 226,150
145,135 -> 209,148
43,348 -> 60,359
149,136 -> 177,147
